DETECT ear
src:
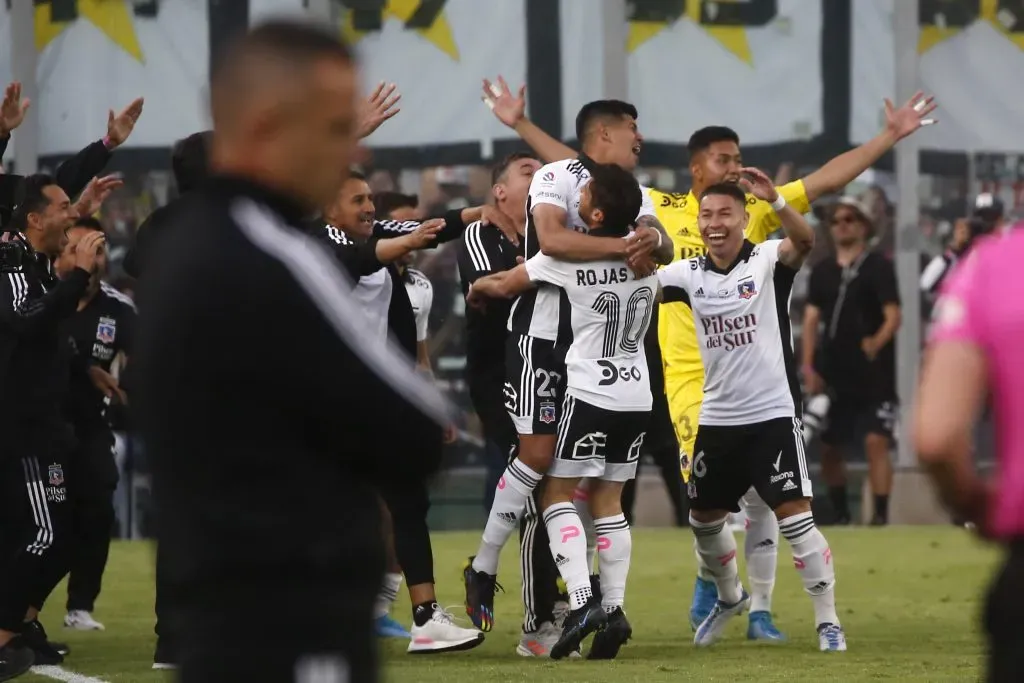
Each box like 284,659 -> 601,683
591,207 -> 605,228
492,183 -> 506,203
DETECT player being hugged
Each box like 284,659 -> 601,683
468,164 -> 654,660
657,169 -> 846,652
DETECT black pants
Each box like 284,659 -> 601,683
65,429 -> 118,613
0,450 -> 73,630
985,541 -> 1024,682
621,383 -> 686,526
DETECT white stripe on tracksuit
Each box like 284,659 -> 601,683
22,456 -> 55,556
520,493 -> 539,632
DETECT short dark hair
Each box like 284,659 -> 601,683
73,216 -> 104,232
374,192 -> 418,219
171,131 -> 211,193
699,182 -> 747,206
575,100 -> 639,143
491,152 -> 539,185
687,126 -> 740,157
347,169 -> 367,182
587,163 -> 642,235
8,174 -> 58,233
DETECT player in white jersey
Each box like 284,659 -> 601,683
464,100 -> 672,641
656,171 -> 846,652
469,164 -> 652,660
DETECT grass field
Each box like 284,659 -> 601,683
24,527 -> 1000,682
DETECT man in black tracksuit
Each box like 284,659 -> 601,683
0,175 -> 106,679
133,21 -> 448,683
55,218 -> 137,632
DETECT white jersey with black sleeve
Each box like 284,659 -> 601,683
523,252 -> 658,412
404,268 -> 434,342
657,239 -> 801,426
508,158 -> 656,341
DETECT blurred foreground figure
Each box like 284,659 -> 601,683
915,230 -> 1024,683
134,20 -> 447,683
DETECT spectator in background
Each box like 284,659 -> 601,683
802,197 -> 901,526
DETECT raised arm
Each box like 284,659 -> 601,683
468,264 -> 534,302
741,168 -> 814,269
802,92 -> 936,203
482,76 -> 575,163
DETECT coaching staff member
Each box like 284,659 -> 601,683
133,20 -> 449,683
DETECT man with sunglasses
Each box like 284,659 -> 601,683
802,197 -> 902,526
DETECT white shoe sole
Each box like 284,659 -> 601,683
63,622 -> 104,631
152,663 -> 178,670
407,633 -> 484,654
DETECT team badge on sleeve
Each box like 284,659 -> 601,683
96,316 -> 117,344
539,401 -> 556,424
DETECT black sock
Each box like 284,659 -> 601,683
589,574 -> 602,602
874,495 -> 890,522
412,601 -> 436,627
829,486 -> 849,518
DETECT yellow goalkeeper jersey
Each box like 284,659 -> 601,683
654,180 -> 811,379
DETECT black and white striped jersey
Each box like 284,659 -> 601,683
403,268 -> 433,342
509,157 -> 656,341
457,220 -> 523,373
657,240 -> 801,425
524,253 -> 658,411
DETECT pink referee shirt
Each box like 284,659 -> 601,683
930,232 -> 1024,537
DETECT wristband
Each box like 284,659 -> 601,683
102,135 -> 114,150
770,195 -> 786,212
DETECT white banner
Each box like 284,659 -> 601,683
851,0 -> 1024,152
340,0 -> 527,148
0,0 -> 209,158
561,0 -> 823,147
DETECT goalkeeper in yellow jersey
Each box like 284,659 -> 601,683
480,77 -> 936,639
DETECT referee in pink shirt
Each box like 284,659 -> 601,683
915,227 -> 1024,683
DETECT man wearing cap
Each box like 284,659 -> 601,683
801,197 -> 902,526
920,193 -> 1008,299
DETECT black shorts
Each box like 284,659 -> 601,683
468,366 -> 518,460
821,396 -> 898,446
688,417 -> 812,512
551,395 -> 649,482
985,541 -> 1024,682
504,334 -> 566,436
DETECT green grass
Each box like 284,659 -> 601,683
27,527 -> 999,682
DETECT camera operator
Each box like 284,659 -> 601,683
921,194 -> 1006,298
0,175 -> 105,679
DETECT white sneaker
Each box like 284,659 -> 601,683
63,610 -> 105,631
817,623 -> 847,652
694,588 -> 750,647
553,601 -> 570,629
407,605 -> 484,654
152,663 -> 178,671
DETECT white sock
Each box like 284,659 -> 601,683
373,572 -> 403,618
473,459 -> 542,575
573,486 -> 597,572
544,502 -> 592,610
690,514 -> 742,604
594,514 -> 631,612
742,490 -> 778,614
694,539 -> 715,582
779,511 -> 840,627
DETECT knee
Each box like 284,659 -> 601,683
689,510 -> 728,527
517,437 -> 555,473
774,498 -> 812,520
865,434 -> 892,459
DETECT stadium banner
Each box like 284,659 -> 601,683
851,0 -> 1024,152
0,0 -> 209,158
560,0 -> 824,147
336,0 -> 528,149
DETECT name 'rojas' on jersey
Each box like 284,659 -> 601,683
509,158 -> 656,342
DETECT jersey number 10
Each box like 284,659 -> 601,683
591,287 -> 656,357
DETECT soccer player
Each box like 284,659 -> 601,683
463,98 -> 671,634
457,152 -> 570,657
469,163 -> 652,660
482,76 -> 937,636
657,171 -> 847,652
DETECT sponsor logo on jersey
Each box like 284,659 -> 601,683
541,171 -> 556,182
96,316 -> 117,344
693,287 -> 705,298
769,470 -> 794,484
536,191 -> 562,201
737,279 -> 757,299
782,479 -> 798,491
92,343 -> 114,362
539,401 -> 556,424
701,313 -> 758,352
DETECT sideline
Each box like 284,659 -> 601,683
30,665 -> 110,683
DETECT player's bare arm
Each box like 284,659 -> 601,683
481,75 -> 576,163
634,215 -> 673,265
801,304 -> 824,394
467,264 -> 534,306
914,340 -> 989,528
740,167 -> 813,269
533,203 -> 628,262
801,92 -> 937,202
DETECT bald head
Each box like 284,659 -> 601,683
210,20 -> 359,212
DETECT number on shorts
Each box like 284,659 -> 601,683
535,368 -> 562,398
692,450 -> 707,479
590,287 -> 655,356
